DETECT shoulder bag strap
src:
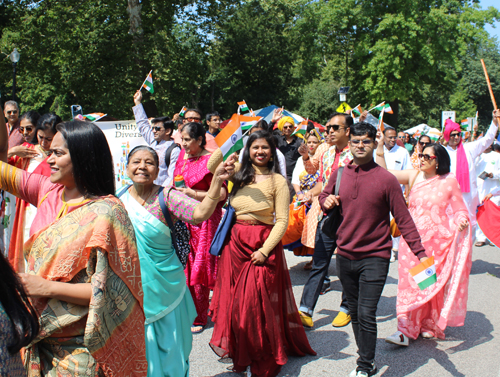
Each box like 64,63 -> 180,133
116,184 -> 132,198
335,166 -> 344,196
158,188 -> 178,243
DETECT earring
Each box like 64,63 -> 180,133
270,157 -> 273,162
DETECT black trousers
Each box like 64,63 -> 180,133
299,219 -> 348,316
336,254 -> 390,373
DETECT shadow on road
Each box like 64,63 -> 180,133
470,258 -> 500,278
376,311 -> 493,377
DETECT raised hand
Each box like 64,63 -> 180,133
133,90 -> 143,106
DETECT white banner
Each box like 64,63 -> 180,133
96,120 -> 147,190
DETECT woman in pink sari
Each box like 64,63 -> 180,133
376,141 -> 471,346
173,122 -> 227,333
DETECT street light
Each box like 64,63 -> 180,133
9,48 -> 20,101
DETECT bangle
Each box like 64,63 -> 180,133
376,153 -> 384,157
207,193 -> 220,201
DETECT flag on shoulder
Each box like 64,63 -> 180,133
179,106 -> 187,117
215,114 -> 244,160
409,256 -> 437,290
239,115 -> 262,131
238,100 -> 249,113
142,71 -> 154,93
292,119 -> 308,138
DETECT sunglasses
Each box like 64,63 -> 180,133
449,133 -> 461,138
20,126 -> 34,133
152,126 -> 163,132
418,153 -> 437,161
185,117 -> 201,122
7,110 -> 18,114
350,139 -> 373,146
327,124 -> 345,132
398,136 -> 406,139
419,142 -> 430,147
282,125 -> 294,130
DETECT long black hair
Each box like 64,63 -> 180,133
423,143 -> 451,176
56,121 -> 115,197
0,254 -> 39,354
232,131 -> 280,196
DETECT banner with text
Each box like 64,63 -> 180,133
96,120 -> 147,190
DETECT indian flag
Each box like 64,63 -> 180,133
292,119 -> 308,138
240,115 -> 262,131
409,256 -> 437,290
460,119 -> 468,130
238,100 -> 249,113
371,101 -> 385,112
352,104 -> 363,117
84,113 -> 107,122
426,129 -> 441,142
373,102 -> 393,114
378,108 -> 385,132
142,71 -> 154,93
179,106 -> 187,117
215,114 -> 244,160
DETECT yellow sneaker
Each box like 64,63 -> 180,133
299,311 -> 313,328
332,311 -> 351,327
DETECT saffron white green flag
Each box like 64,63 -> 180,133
409,256 -> 437,290
142,71 -> 154,93
240,115 -> 263,131
292,119 -> 308,138
352,104 -> 363,117
237,100 -> 249,113
215,114 -> 244,160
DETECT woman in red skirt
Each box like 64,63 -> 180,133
208,131 -> 316,377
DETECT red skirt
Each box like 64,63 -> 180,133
209,223 -> 316,377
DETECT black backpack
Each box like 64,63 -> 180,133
165,142 -> 181,168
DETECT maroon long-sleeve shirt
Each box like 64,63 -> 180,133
319,160 -> 426,260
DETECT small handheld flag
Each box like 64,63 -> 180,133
239,115 -> 263,131
215,114 -> 244,160
84,113 -> 107,122
237,100 -> 249,114
409,256 -> 437,291
352,104 -> 363,117
141,70 -> 154,93
369,101 -> 385,112
378,108 -> 385,132
292,119 -> 308,138
460,119 -> 468,130
179,106 -> 187,117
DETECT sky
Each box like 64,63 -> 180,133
481,0 -> 500,41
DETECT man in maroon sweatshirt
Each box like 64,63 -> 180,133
319,122 -> 427,377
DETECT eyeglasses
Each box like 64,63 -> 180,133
350,139 -> 373,146
327,124 -> 345,132
282,125 -> 294,130
398,136 -> 405,139
152,126 -> 163,132
20,126 -> 34,133
7,110 -> 18,115
418,153 -> 437,161
449,133 -> 461,138
185,117 -> 201,122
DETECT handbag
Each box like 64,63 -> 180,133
209,201 -> 236,256
159,189 -> 191,268
321,167 -> 344,239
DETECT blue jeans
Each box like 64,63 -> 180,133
336,254 -> 390,374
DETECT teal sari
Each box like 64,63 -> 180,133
121,190 -> 196,377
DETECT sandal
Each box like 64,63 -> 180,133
191,325 -> 205,334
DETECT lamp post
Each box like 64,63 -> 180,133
10,48 -> 20,101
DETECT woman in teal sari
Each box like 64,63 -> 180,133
120,145 -> 234,376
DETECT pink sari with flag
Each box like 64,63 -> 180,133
173,149 -> 222,326
397,173 -> 472,339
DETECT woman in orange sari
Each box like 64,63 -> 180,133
0,117 -> 147,376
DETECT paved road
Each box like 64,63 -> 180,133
190,243 -> 500,377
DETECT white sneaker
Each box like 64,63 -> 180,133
349,371 -> 369,377
246,366 -> 252,377
385,330 -> 409,346
421,331 -> 434,339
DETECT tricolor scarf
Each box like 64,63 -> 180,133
443,119 -> 470,193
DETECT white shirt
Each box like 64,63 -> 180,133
292,156 -> 305,186
475,151 -> 500,200
445,121 -> 498,228
383,144 -> 411,171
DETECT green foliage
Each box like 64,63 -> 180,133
0,0 -> 499,129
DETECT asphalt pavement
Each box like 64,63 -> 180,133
190,243 -> 500,377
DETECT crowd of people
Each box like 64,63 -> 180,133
0,94 -> 499,377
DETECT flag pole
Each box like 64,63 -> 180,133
139,70 -> 153,92
368,102 -> 384,112
481,60 -> 498,110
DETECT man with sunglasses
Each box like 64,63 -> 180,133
443,111 -> 500,239
133,90 -> 179,185
297,112 -> 353,330
319,122 -> 426,377
3,100 -> 23,148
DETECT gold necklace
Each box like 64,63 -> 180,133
133,186 -> 155,206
